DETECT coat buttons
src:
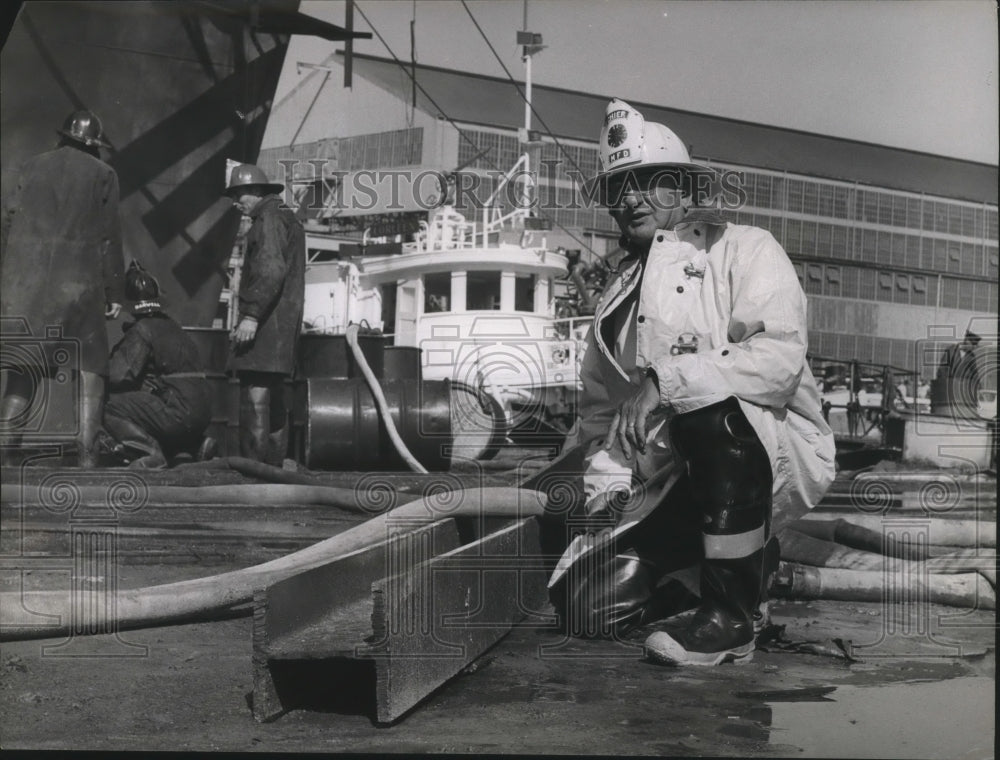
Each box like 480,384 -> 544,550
637,315 -> 645,323
656,235 -> 664,242
676,286 -> 684,293
722,349 -> 730,356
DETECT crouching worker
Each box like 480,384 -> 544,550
552,100 -> 835,666
101,261 -> 213,468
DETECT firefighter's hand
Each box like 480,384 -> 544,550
105,302 -> 122,319
231,316 -> 258,351
606,373 -> 660,459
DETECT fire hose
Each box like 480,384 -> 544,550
345,322 -> 428,474
0,486 -> 547,641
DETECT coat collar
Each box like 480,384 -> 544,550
249,194 -> 282,220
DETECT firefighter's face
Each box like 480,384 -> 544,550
608,170 -> 689,245
232,190 -> 264,216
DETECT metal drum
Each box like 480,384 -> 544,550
183,327 -> 238,456
449,381 -> 506,462
304,378 -> 452,471
383,346 -> 422,381
298,333 -> 386,380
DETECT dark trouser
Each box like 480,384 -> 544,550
554,397 -> 775,639
104,382 -> 211,466
237,371 -> 290,466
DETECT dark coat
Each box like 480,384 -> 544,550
106,312 -> 212,444
0,145 -> 125,375
228,195 -> 305,375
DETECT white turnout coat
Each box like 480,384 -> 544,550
577,220 -> 836,530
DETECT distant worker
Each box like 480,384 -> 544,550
557,99 -> 835,666
102,261 -> 213,468
822,399 -> 832,423
935,330 -> 982,412
0,110 -> 124,468
224,163 -> 305,465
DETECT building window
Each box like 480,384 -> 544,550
876,231 -> 892,265
906,235 -> 921,269
424,272 -> 451,312
806,263 -> 823,295
832,225 -> 849,259
911,275 -> 927,306
861,229 -> 876,263
825,265 -> 841,297
974,281 -> 992,312
891,234 -> 906,268
940,278 -> 959,309
786,179 -> 803,213
878,271 -> 893,300
894,274 -> 910,304
841,266 -> 859,298
802,222 -> 817,256
957,279 -> 975,310
467,271 -> 502,310
859,269 -> 876,300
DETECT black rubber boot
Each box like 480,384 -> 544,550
643,397 -> 773,666
78,371 -> 105,469
267,425 -> 289,468
0,393 -> 30,468
645,550 -> 763,665
239,387 -> 271,463
103,415 -> 167,469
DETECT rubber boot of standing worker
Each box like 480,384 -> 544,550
0,389 -> 32,468
644,398 -> 773,666
77,371 -> 105,469
239,380 -> 287,467
239,385 -> 270,464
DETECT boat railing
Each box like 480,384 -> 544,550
481,153 -> 531,245
551,316 -> 592,342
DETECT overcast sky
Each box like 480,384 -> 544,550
272,0 -> 999,165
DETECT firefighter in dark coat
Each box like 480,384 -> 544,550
102,261 -> 212,468
0,111 -> 124,468
224,163 -> 305,465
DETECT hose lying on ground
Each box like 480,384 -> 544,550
0,486 -> 547,641
780,528 -> 997,587
799,513 -> 996,548
773,562 -> 996,610
1,482 -> 413,511
788,518 -> 989,560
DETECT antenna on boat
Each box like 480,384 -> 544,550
516,0 -> 545,213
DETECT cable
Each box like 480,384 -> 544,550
355,2 -> 604,262
459,1 -> 611,263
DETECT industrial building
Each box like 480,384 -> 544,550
260,52 -> 997,381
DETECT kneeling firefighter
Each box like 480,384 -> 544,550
548,100 -> 835,665
102,261 -> 213,468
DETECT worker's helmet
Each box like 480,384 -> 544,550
583,98 -> 717,204
224,163 -> 284,197
126,260 -> 161,313
57,110 -> 110,149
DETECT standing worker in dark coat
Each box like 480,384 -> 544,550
0,111 -> 124,468
102,261 -> 213,468
224,163 -> 304,465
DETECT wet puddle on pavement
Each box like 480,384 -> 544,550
743,676 -> 994,758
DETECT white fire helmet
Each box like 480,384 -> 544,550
583,98 -> 716,200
